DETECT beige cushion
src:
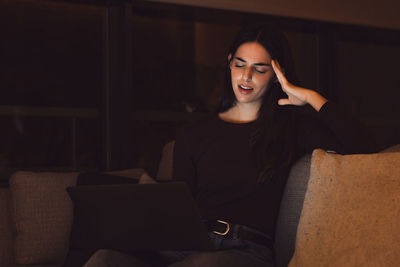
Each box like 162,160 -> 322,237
9,171 -> 78,265
289,150 -> 400,267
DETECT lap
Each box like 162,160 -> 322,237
83,249 -> 161,267
84,248 -> 274,267
85,240 -> 274,267
165,247 -> 274,267
84,230 -> 275,267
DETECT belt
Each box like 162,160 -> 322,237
206,220 -> 274,249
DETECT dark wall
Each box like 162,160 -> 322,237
1,0 -> 399,181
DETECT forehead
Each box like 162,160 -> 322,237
234,42 -> 271,63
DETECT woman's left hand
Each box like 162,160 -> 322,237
271,60 -> 327,111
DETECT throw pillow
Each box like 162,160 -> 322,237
289,150 -> 400,267
10,171 -> 78,264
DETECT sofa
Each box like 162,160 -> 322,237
0,142 -> 399,267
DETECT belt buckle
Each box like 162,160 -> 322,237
212,220 -> 230,236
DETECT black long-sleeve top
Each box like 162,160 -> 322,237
172,102 -> 377,238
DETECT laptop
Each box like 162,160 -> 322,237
66,182 -> 213,252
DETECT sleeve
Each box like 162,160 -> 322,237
172,126 -> 197,195
298,101 -> 379,155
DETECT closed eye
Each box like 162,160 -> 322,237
255,68 -> 267,74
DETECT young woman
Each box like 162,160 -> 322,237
84,24 -> 376,267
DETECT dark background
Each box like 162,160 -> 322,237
1,0 -> 399,183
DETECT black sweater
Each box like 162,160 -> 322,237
172,102 -> 377,238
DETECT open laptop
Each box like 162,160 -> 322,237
66,182 -> 213,252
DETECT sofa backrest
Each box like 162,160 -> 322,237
274,155 -> 312,267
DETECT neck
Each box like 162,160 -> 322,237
219,102 -> 261,123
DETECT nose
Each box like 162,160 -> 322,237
242,67 -> 253,82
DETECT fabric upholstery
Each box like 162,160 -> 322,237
289,149 -> 400,267
9,171 -> 78,265
274,154 -> 312,267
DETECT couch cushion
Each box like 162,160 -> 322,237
289,149 -> 400,267
10,171 -> 78,265
274,154 -> 311,267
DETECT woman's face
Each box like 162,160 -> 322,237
230,41 -> 275,106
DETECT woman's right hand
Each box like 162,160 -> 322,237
271,60 -> 327,111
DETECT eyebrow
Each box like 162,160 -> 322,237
235,57 -> 271,67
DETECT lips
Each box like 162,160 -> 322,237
238,84 -> 254,94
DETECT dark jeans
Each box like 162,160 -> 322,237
84,225 -> 275,267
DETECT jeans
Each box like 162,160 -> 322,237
83,225 -> 275,267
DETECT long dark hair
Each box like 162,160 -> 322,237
218,24 -> 298,183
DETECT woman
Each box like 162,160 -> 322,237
84,24 -> 376,267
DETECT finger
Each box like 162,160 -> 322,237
271,60 -> 284,74
278,98 -> 292,106
271,60 -> 286,84
271,60 -> 280,74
